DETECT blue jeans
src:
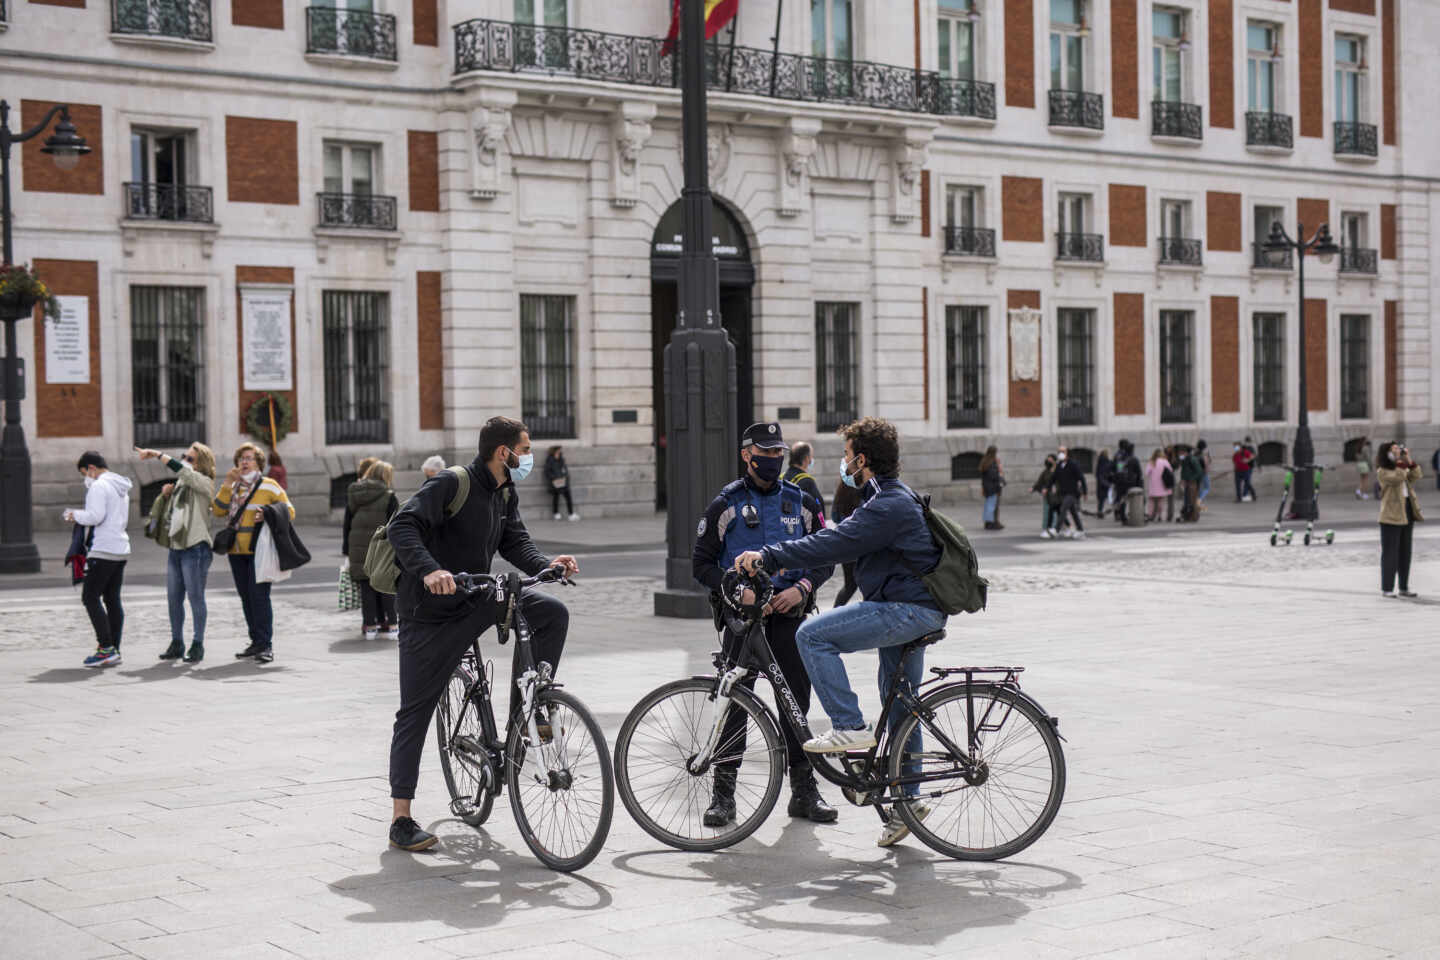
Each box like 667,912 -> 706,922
228,554 -> 273,649
982,494 -> 998,524
167,543 -> 212,646
1198,474 -> 1211,503
797,600 -> 948,796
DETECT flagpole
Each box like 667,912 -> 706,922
768,0 -> 783,98
725,6 -> 739,91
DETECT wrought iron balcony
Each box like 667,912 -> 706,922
937,77 -> 997,120
1334,121 -> 1378,157
1158,236 -> 1202,266
123,182 -> 214,223
112,0 -> 212,43
1252,242 -> 1293,270
1058,403 -> 1094,427
1246,111 -> 1293,149
1048,89 -> 1104,130
943,226 -> 996,257
1151,100 -> 1202,140
307,6 -> 396,61
1056,232 -> 1104,262
1339,247 -> 1378,274
317,192 -> 398,230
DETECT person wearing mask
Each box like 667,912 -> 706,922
137,443 -> 216,662
830,479 -> 862,606
1375,441 -> 1423,599
421,455 -> 446,480
692,422 -> 836,827
1145,448 -> 1172,522
1178,446 -> 1203,523
1232,442 -> 1256,502
1094,448 -> 1114,520
212,442 -> 295,664
782,441 -> 827,521
64,452 -> 134,668
543,445 -> 580,522
1032,454 -> 1058,539
1049,446 -> 1086,539
266,450 -> 288,491
343,460 -> 401,640
1353,437 -> 1372,500
1163,446 -> 1180,522
1195,440 -> 1212,510
384,416 -> 580,853
979,445 -> 1004,530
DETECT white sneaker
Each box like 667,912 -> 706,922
363,627 -> 379,640
1382,590 -> 1399,599
1047,528 -> 1059,538
1073,530 -> 1086,540
567,513 -> 580,522
552,513 -> 562,521
802,724 -> 876,755
1039,530 -> 1052,540
378,625 -> 399,639
878,802 -> 932,847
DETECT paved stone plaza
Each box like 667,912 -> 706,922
2,522 -> 1438,959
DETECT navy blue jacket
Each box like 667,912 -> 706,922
693,475 -> 831,596
761,476 -> 940,610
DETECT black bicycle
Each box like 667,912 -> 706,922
433,567 -> 613,872
614,570 -> 1066,861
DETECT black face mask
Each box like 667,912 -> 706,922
750,456 -> 784,484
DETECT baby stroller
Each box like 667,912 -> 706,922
1270,465 -> 1335,547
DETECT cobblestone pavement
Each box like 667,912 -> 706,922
2,524 -> 1438,959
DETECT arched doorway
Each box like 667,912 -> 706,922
651,198 -> 755,509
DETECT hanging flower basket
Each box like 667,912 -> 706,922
0,263 -> 60,322
244,393 -> 294,446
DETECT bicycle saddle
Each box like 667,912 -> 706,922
905,630 -> 947,649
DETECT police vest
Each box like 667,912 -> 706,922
718,478 -> 808,577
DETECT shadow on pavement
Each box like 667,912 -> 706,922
26,667 -> 109,683
328,635 -> 395,655
187,661 -> 291,680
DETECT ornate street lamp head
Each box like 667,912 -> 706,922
40,108 -> 91,172
1311,223 -> 1339,264
1263,220 -> 1289,252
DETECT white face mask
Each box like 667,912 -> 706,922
83,475 -> 95,489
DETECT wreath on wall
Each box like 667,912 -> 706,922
244,393 -> 294,447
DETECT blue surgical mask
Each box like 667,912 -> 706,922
509,452 -> 534,481
840,457 -> 859,489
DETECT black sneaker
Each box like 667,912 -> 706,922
389,816 -> 438,852
254,648 -> 274,664
235,643 -> 264,659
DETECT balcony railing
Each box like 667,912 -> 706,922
1339,247 -> 1378,274
1246,110 -> 1293,149
326,417 -> 389,445
123,182 -> 214,223
1048,89 -> 1104,130
1341,396 -> 1368,420
524,407 -> 577,440
1334,121 -> 1378,157
307,6 -> 397,61
317,192 -> 398,230
113,0 -> 212,43
1151,100 -> 1202,140
1056,232 -> 1104,262
948,406 -> 986,429
1254,400 -> 1284,422
943,226 -> 996,257
1161,401 -> 1194,424
1252,242 -> 1293,270
1158,237 -> 1202,266
452,18 -> 994,118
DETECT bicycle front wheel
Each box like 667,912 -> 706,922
435,660 -> 494,827
504,687 -> 613,872
888,683 -> 1065,861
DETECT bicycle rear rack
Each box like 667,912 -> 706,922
928,666 -> 1024,686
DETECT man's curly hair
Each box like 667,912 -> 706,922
839,417 -> 900,477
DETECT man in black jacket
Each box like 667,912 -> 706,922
1048,446 -> 1087,539
782,440 -> 826,520
383,416 -> 579,852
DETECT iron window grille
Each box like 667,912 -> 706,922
307,6 -> 397,61
112,0 -> 212,43
1252,241 -> 1293,270
1056,232 -> 1104,262
1159,310 -> 1194,423
1,1 -> 7,24
519,294 -> 577,439
1048,89 -> 1105,130
1158,236 -> 1202,266
316,193 -> 397,230
945,305 -> 987,429
1339,247 -> 1377,274
1253,312 -> 1285,422
323,291 -> 390,445
815,302 -> 859,432
131,286 -> 206,448
1340,314 -> 1369,419
1333,121 -> 1377,158
943,226 -> 996,257
1056,309 -> 1094,426
122,182 -> 213,223
1151,100 -> 1202,139
1245,110 -> 1293,148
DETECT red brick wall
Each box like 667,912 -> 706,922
921,288 -> 930,422
1109,184 -> 1147,247
1329,0 -> 1375,13
21,101 -> 103,196
1298,0 -> 1325,138
1211,296 -> 1241,413
417,271 -> 444,431
1007,290 -> 1042,418
1002,176 -> 1044,243
1383,0 -> 1396,145
1005,0 -> 1035,109
1209,0 -> 1234,129
30,0 -> 85,7
1304,298 -> 1328,412
226,117 -> 298,205
31,259 -> 101,437
1298,197 -> 1329,235
1206,191 -> 1242,251
1380,204 -> 1396,259
920,170 -> 931,239
1111,0 -> 1139,119
234,0 -> 284,29
408,130 -> 440,213
1113,293 -> 1145,415
235,267 -> 298,434
414,0 -> 439,46
1383,300 -> 1397,410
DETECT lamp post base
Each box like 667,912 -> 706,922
0,541 -> 41,574
653,587 -> 713,619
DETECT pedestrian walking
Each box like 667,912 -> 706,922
543,445 -> 580,521
137,443 -> 215,662
1376,441 -> 1423,598
1178,445 -> 1203,522
421,455 -> 446,480
1145,448 -> 1172,522
1033,454 -> 1058,538
343,460 -> 400,639
1111,440 -> 1141,524
64,451 -> 133,668
1094,448 -> 1114,518
1353,437 -> 1372,500
782,440 -> 826,520
1433,447 -> 1440,491
979,445 -> 1005,530
1049,446 -> 1086,539
1232,441 -> 1256,502
212,442 -> 294,664
1195,439 -> 1212,508
266,450 -> 288,490
831,479 -> 862,606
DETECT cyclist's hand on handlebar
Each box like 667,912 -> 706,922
734,551 -> 765,576
552,555 -> 579,577
424,569 -> 457,595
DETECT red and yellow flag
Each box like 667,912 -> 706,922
660,0 -> 740,58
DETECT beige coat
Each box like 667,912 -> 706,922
1376,465 -> 1424,526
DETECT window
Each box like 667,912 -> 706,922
1340,314 -> 1369,419
943,184 -> 994,255
127,129 -> 208,222
131,286 -> 205,448
1057,192 -> 1101,260
324,143 -> 375,197
1253,205 -> 1290,268
1159,310 -> 1194,423
815,302 -> 859,432
323,291 -> 390,444
1152,8 -> 1187,102
515,0 -> 567,67
1339,211 -> 1376,273
308,0 -> 396,60
1247,22 -> 1280,112
1334,34 -> 1365,123
113,0 -> 212,43
1056,308 -> 1094,425
130,130 -> 188,189
1050,0 -> 1086,92
1058,192 -> 1088,234
945,305 -> 987,428
519,294 -> 576,439
938,0 -> 976,80
1341,211 -> 1367,251
811,0 -> 853,61
321,142 -> 394,228
514,0 -> 566,26
1253,312 -> 1285,421
950,451 -> 983,481
1160,198 -> 1189,239
1158,199 -> 1200,264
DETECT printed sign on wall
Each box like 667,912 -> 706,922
45,295 -> 90,384
241,289 -> 292,391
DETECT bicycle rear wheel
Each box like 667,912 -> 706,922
888,684 -> 1065,861
435,660 -> 494,827
614,678 -> 784,852
505,687 -> 613,872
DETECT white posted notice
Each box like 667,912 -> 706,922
45,295 -> 90,384
241,290 -> 292,391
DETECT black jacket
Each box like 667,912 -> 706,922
1096,454 -> 1115,487
1050,459 -> 1087,498
388,460 -> 550,623
543,454 -> 568,484
259,503 -> 312,571
782,464 -> 826,519
980,464 -> 1003,497
1113,454 -> 1142,493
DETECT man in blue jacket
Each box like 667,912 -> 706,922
735,416 -> 945,847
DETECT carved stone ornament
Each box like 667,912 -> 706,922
707,124 -> 733,184
777,117 -> 821,218
1008,307 -> 1042,381
470,89 -> 517,200
890,129 -> 932,224
611,101 -> 656,209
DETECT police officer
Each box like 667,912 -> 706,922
692,421 -> 837,826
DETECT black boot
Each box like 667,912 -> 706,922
159,640 -> 185,660
183,643 -> 204,663
703,768 -> 737,827
786,763 -> 838,823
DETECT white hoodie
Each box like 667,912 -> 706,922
71,471 -> 134,560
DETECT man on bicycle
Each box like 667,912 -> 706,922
735,416 -> 945,847
384,416 -> 579,852
693,421 -> 837,827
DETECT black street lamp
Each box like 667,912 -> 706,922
1263,218 -> 1338,525
654,0 -> 737,618
0,100 -> 91,574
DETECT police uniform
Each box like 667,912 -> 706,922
691,422 -> 837,824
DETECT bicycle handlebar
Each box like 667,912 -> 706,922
453,565 -> 571,596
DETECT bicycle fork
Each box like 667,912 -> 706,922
687,665 -> 750,775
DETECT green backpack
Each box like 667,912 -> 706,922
904,491 -> 989,615
364,465 -> 496,595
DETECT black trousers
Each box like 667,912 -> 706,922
389,591 -> 568,800
81,558 -> 126,648
1058,494 -> 1084,532
1096,482 -> 1110,516
1380,522 -> 1414,593
360,580 -> 396,627
718,613 -> 811,770
834,564 -> 858,607
228,554 -> 273,649
550,485 -> 574,515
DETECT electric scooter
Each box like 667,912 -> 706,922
1269,465 -> 1336,547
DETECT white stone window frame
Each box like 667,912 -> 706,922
1243,299 -> 1293,427
931,0 -> 986,81
312,124 -> 404,225
939,172 -> 997,232
1151,296 -> 1206,426
1327,10 -> 1380,161
511,267 -> 591,442
1148,2 -> 1197,105
1050,180 -> 1105,268
1045,0 -> 1096,96
304,276 -> 404,454
936,292 -> 1003,433
1239,7 -> 1292,120
1049,294 -> 1105,431
806,0 -> 864,63
1246,194 -> 1294,272
1330,303 -> 1376,423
